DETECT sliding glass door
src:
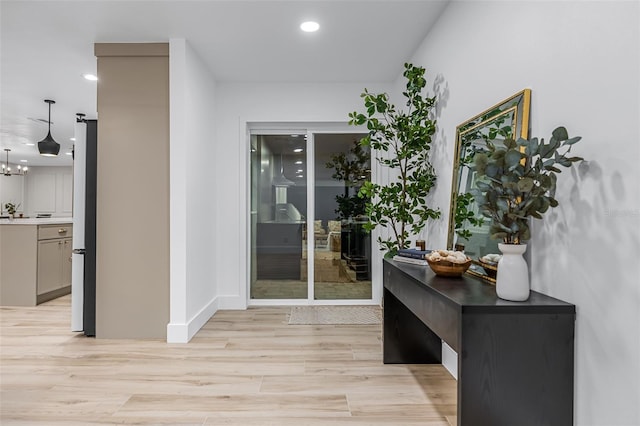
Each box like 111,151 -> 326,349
250,133 -> 307,299
249,130 -> 371,302
313,134 -> 371,300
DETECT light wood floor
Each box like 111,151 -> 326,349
0,295 -> 457,425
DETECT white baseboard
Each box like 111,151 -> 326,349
166,296 -> 219,343
217,295 -> 248,310
442,341 -> 458,380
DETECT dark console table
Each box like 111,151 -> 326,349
383,258 -> 575,426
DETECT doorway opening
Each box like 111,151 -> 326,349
249,130 -> 372,303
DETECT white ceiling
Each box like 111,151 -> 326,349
0,0 -> 449,167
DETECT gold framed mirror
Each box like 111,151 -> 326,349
447,89 -> 531,282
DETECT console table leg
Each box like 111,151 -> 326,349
458,313 -> 574,426
383,289 -> 442,364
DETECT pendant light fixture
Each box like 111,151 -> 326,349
2,149 -> 28,176
37,99 -> 60,157
272,153 -> 294,187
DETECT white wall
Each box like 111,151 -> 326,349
167,39 -> 218,343
23,166 -> 73,217
410,1 -> 639,425
214,81 -> 391,308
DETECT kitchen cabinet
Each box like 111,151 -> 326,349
37,224 -> 72,297
0,219 -> 72,306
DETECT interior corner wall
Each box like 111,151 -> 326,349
214,81 -> 391,308
167,39 -> 218,343
94,43 -> 170,339
409,2 -> 639,424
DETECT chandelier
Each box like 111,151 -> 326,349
2,149 -> 28,176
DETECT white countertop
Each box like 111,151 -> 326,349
0,217 -> 73,225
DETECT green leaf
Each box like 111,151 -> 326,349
539,198 -> 550,213
552,126 -> 569,141
485,164 -> 500,178
539,175 -> 551,190
564,136 -> 581,145
539,142 -> 551,159
517,177 -> 534,192
496,198 -> 509,212
504,138 -> 517,149
505,149 -> 523,168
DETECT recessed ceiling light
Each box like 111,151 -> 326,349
70,137 -> 76,141
300,21 -> 320,33
83,74 -> 98,81
20,159 -> 28,163
24,143 -> 35,146
293,148 -> 303,153
295,160 -> 303,164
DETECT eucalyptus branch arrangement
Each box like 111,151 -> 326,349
470,126 -> 582,244
348,63 -> 441,252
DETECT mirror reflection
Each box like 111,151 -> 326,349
447,89 -> 531,281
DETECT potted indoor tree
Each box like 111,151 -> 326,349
470,126 -> 583,300
348,63 -> 440,253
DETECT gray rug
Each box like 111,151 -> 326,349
288,306 -> 382,325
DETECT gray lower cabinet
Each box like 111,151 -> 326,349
0,221 -> 72,306
36,224 -> 72,302
37,238 -> 71,295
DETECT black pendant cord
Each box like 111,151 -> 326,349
46,99 -> 54,134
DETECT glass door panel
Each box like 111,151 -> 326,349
250,134 -> 307,299
313,134 -> 371,300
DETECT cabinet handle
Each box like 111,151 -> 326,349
58,228 -> 67,234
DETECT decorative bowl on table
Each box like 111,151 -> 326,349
425,250 -> 472,277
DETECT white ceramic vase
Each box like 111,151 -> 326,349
496,243 -> 530,301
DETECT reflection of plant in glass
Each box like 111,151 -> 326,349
454,192 -> 484,240
326,140 -> 370,220
460,112 -> 514,167
455,112 -> 515,242
470,127 -> 583,244
348,63 -> 440,252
